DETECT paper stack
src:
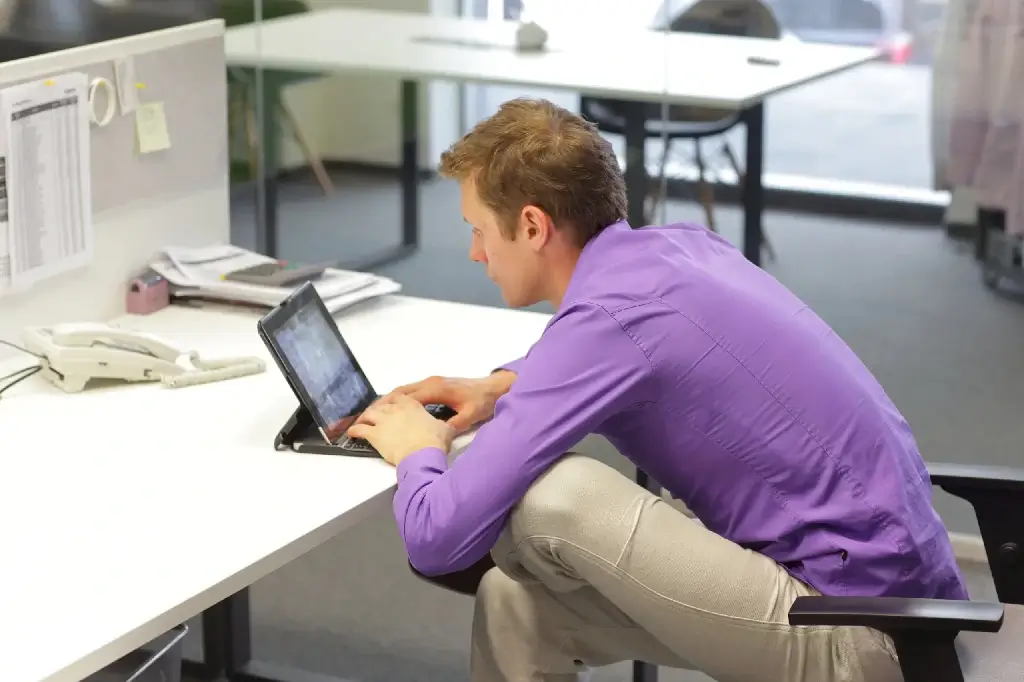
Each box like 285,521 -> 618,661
148,245 -> 402,314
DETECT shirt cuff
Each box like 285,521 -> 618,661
396,446 -> 449,482
495,357 -> 523,376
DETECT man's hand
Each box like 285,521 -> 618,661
347,393 -> 455,466
392,372 -> 516,434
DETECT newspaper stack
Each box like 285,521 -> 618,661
149,245 -> 401,314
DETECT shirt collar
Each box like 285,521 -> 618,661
558,220 -> 631,312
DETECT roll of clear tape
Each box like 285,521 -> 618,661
88,77 -> 116,127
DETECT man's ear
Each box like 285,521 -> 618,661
521,205 -> 554,248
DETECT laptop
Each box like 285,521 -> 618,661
257,281 -> 454,456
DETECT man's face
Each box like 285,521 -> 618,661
460,180 -> 542,308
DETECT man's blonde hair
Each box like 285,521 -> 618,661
438,98 -> 627,247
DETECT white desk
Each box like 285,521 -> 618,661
0,295 -> 550,682
224,8 -> 875,109
224,8 -> 878,266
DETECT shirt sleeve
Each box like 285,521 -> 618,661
392,301 -> 654,576
494,356 -> 525,375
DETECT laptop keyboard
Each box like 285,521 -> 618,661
426,403 -> 457,420
338,404 -> 456,454
340,436 -> 376,453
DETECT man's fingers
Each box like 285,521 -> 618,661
386,387 -> 437,407
392,379 -> 428,395
446,412 -> 475,434
393,377 -> 453,405
389,392 -> 421,408
393,376 -> 443,397
356,401 -> 390,425
404,386 -> 447,406
346,423 -> 372,440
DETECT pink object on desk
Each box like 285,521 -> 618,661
126,270 -> 170,315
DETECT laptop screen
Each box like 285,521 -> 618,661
271,299 -> 374,439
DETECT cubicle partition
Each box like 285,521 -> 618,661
0,19 -> 229,352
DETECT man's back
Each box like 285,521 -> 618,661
565,221 -> 967,600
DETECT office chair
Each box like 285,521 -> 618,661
579,0 -> 778,260
0,0 -> 205,59
789,462 -> 1024,682
412,460 -> 1024,682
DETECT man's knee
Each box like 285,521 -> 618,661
510,453 -> 626,539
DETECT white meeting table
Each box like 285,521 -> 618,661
224,7 -> 879,267
0,295 -> 550,682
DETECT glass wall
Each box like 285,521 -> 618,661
762,0 -> 937,191
465,0 -> 942,203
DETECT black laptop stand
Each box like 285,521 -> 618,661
274,403 -> 378,458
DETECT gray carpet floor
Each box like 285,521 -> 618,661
182,169 -> 1019,681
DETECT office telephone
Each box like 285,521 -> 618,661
21,323 -> 266,393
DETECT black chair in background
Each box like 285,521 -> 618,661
580,0 -> 779,261
0,0 -> 211,62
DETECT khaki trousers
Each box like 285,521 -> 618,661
470,454 -> 903,682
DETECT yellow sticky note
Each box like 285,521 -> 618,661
135,101 -> 171,154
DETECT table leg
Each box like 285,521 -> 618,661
741,102 -> 765,267
190,588 -> 357,682
621,99 -> 661,682
337,80 -> 421,273
976,208 -> 1002,262
256,86 -> 281,259
178,613 -> 223,680
623,101 -> 649,231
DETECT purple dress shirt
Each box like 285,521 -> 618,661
394,221 -> 968,600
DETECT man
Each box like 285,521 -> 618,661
347,98 -> 967,682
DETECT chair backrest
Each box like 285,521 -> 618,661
654,0 -> 781,39
218,0 -> 309,27
664,0 -> 781,121
0,0 -> 208,54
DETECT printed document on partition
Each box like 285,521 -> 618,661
0,110 -> 10,296
0,72 -> 93,290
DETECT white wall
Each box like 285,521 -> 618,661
277,0 -> 463,171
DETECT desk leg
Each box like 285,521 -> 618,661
195,588 -> 357,682
180,595 -> 246,680
337,80 -> 421,273
623,101 -> 649,231
255,86 -> 281,259
621,100 -> 661,682
178,612 -> 223,680
741,103 -> 765,267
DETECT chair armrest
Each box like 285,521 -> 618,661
928,462 -> 1024,494
927,462 -> 1024,607
788,596 -> 1004,633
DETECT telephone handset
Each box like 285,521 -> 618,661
21,322 -> 266,393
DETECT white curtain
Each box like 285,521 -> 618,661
930,0 -> 981,192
